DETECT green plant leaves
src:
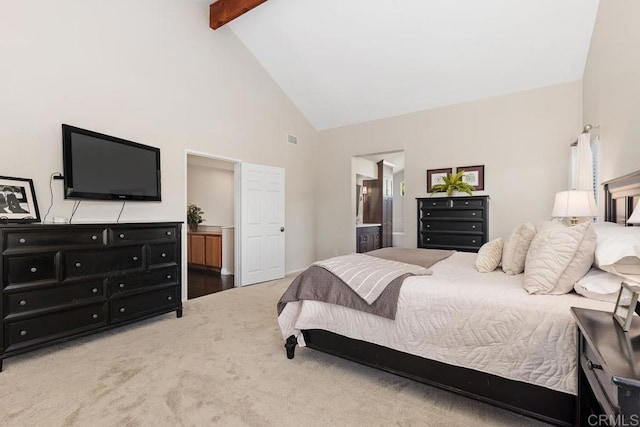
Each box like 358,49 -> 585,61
430,172 -> 475,196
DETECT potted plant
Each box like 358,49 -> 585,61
187,204 -> 204,232
431,170 -> 475,196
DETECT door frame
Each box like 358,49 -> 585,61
183,149 -> 241,301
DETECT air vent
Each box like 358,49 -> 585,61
287,134 -> 298,145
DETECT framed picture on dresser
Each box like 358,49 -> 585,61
456,165 -> 484,190
427,168 -> 452,192
0,176 -> 40,223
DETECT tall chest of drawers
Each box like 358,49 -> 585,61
417,196 -> 489,252
0,222 -> 182,371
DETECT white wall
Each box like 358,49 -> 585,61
0,0 -> 318,273
583,0 -> 640,185
187,164 -> 234,227
316,82 -> 583,259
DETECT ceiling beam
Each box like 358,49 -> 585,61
209,0 -> 268,30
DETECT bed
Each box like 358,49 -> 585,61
278,170 -> 640,426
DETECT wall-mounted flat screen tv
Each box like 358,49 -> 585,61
62,124 -> 161,201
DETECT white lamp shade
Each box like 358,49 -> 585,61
628,206 -> 640,224
551,190 -> 598,218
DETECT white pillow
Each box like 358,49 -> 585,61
574,268 -> 623,303
524,221 -> 597,295
501,223 -> 536,275
593,222 -> 640,275
475,238 -> 503,273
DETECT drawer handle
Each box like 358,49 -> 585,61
472,240 -> 477,244
19,300 -> 26,306
119,307 -> 126,313
166,274 -> 172,279
472,225 -> 476,229
426,213 -> 431,216
20,330 -> 27,336
426,225 -> 430,228
30,267 -> 37,273
119,233 -> 125,239
426,238 -> 431,242
75,262 -> 81,268
166,231 -> 172,236
465,201 -> 469,205
167,296 -> 173,301
92,288 -> 98,294
119,283 -> 125,289
91,235 -> 98,241
132,256 -> 138,261
432,202 -> 436,206
587,360 -> 603,371
161,252 -> 167,258
19,237 -> 26,244
92,314 -> 98,319
472,213 -> 476,216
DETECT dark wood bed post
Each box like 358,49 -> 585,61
285,335 -> 298,359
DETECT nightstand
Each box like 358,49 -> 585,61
571,307 -> 640,426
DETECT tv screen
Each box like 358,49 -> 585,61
62,125 -> 161,201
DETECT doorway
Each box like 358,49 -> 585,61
354,150 -> 405,251
185,152 -> 237,299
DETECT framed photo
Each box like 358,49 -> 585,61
0,176 -> 40,223
427,168 -> 452,192
456,165 -> 484,191
613,282 -> 640,331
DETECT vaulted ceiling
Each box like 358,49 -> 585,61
211,0 -> 600,130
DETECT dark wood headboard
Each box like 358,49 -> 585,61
603,170 -> 640,224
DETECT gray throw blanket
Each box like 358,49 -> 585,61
313,253 -> 431,304
277,248 -> 454,320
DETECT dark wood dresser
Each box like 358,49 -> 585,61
416,196 -> 489,252
0,222 -> 182,371
572,307 -> 640,426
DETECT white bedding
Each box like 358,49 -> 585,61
278,252 -> 615,395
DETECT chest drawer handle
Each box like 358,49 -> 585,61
587,360 -> 603,371
20,330 -> 27,336
465,201 -> 469,205
426,225 -> 430,228
471,225 -> 476,229
132,256 -> 138,261
92,288 -> 98,293
166,231 -> 172,236
75,262 -> 81,268
161,252 -> 167,258
472,240 -> 477,244
432,202 -> 436,206
91,235 -> 98,241
166,274 -> 172,279
119,233 -> 125,239
19,238 -> 26,244
426,212 -> 431,216
19,300 -> 26,306
30,267 -> 37,273
167,296 -> 173,301
426,238 -> 431,242
92,314 -> 98,319
119,283 -> 125,289
472,213 -> 476,216
119,307 -> 126,313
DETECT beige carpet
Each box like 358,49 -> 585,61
0,275 -> 549,426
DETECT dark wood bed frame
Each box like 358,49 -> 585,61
285,169 -> 640,427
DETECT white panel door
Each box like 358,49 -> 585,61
238,162 -> 285,286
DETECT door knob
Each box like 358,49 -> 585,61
280,227 -> 285,232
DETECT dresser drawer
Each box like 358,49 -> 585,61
420,199 -> 449,208
4,303 -> 107,352
581,337 -> 617,410
5,280 -> 105,317
111,226 -> 177,244
422,220 -> 483,233
5,255 -> 57,285
109,268 -> 177,294
64,247 -> 142,278
451,199 -> 485,208
110,286 -> 179,323
422,209 -> 484,219
147,243 -> 177,266
4,228 -> 106,250
421,232 -> 483,249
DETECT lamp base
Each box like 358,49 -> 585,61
570,217 -> 579,226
